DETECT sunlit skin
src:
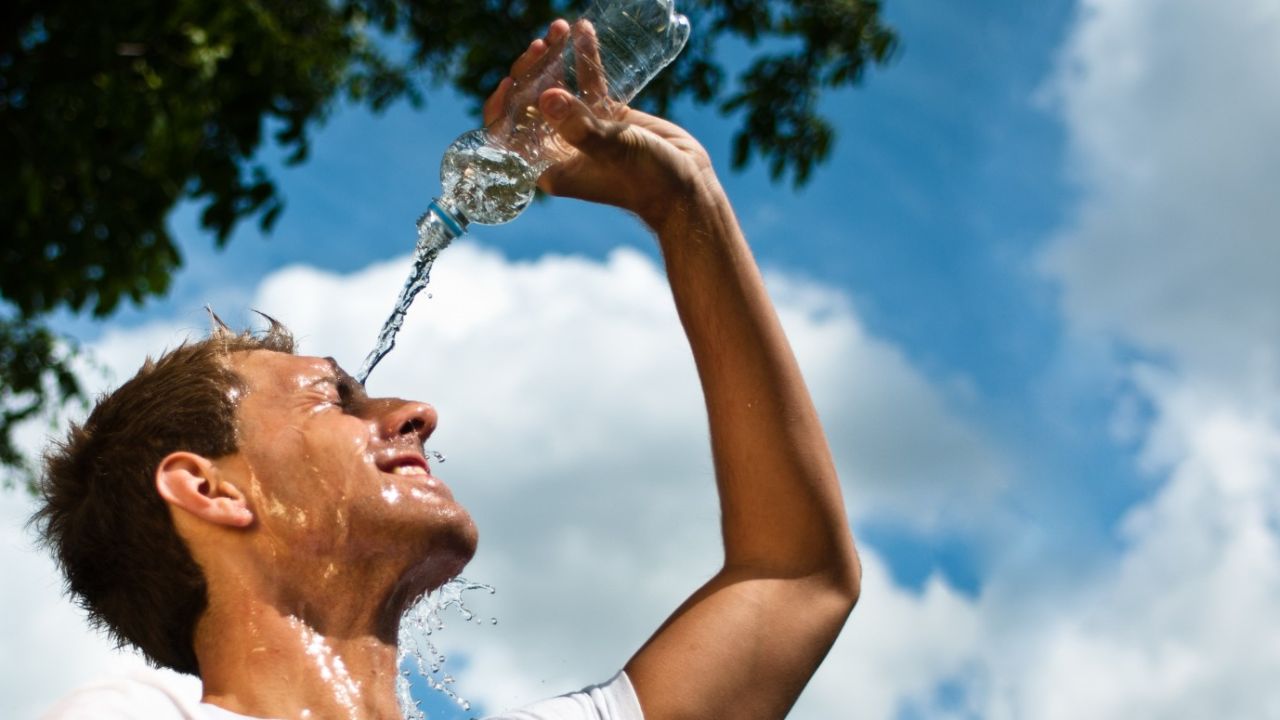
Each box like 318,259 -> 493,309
159,352 -> 476,718
153,16 -> 859,720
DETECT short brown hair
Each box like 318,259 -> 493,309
31,317 -> 294,675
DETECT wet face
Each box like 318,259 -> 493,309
224,351 -> 477,592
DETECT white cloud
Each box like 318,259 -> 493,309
794,551 -> 982,720
1040,0 -> 1280,383
2,240 -> 1000,717
982,372 -> 1280,719
1000,0 -> 1280,715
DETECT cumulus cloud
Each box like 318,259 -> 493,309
794,551 -> 982,720
1000,0 -> 1280,715
1039,0 -> 1280,382
981,372 -> 1280,718
2,240 -> 998,717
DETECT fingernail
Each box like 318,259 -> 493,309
544,95 -> 569,120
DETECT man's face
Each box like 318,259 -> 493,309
222,350 -> 477,589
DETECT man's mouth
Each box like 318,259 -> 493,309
378,453 -> 431,477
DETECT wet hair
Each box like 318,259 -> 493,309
31,312 -> 294,675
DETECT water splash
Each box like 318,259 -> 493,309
396,576 -> 499,719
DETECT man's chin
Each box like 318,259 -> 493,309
396,510 -> 479,590
381,531 -> 477,619
429,513 -> 480,579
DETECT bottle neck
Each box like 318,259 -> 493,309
428,197 -> 469,240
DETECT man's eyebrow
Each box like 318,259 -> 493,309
301,362 -> 338,389
300,359 -> 346,392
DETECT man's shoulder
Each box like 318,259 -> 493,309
484,671 -> 644,720
42,670 -> 217,720
44,669 -> 643,720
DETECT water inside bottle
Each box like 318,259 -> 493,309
357,1 -> 689,385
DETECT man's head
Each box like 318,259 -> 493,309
33,318 -> 476,675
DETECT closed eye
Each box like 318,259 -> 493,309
336,379 -> 356,410
309,378 -> 350,411
312,358 -> 367,413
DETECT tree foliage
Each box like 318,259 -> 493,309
0,0 -> 896,484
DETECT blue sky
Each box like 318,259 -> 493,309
7,0 -> 1280,717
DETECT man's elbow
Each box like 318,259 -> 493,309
834,544 -> 862,611
803,542 -> 862,617
803,548 -> 861,642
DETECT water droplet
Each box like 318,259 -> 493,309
397,576 -> 499,712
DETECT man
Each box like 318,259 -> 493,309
37,20 -> 860,719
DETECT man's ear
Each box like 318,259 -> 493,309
155,452 -> 254,528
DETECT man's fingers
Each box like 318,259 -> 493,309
512,19 -> 570,79
482,76 -> 513,127
534,19 -> 572,80
509,38 -> 547,81
572,19 -> 608,108
487,20 -> 574,128
545,19 -> 571,46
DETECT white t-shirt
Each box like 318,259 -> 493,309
43,669 -> 643,720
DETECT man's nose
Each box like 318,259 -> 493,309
375,399 -> 437,442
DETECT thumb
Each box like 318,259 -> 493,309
539,89 -> 620,159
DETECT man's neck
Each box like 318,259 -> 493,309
194,587 -> 405,719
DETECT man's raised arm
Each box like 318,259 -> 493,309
513,77 -> 860,720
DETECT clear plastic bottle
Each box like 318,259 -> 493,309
437,0 -> 691,228
356,0 -> 687,383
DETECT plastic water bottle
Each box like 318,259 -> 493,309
356,0 -> 688,383
436,0 -> 691,228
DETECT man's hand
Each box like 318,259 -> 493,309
481,19 -> 717,232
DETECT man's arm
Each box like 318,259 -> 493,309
544,103 -> 858,720
632,181 -> 860,720
486,25 -> 860,718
